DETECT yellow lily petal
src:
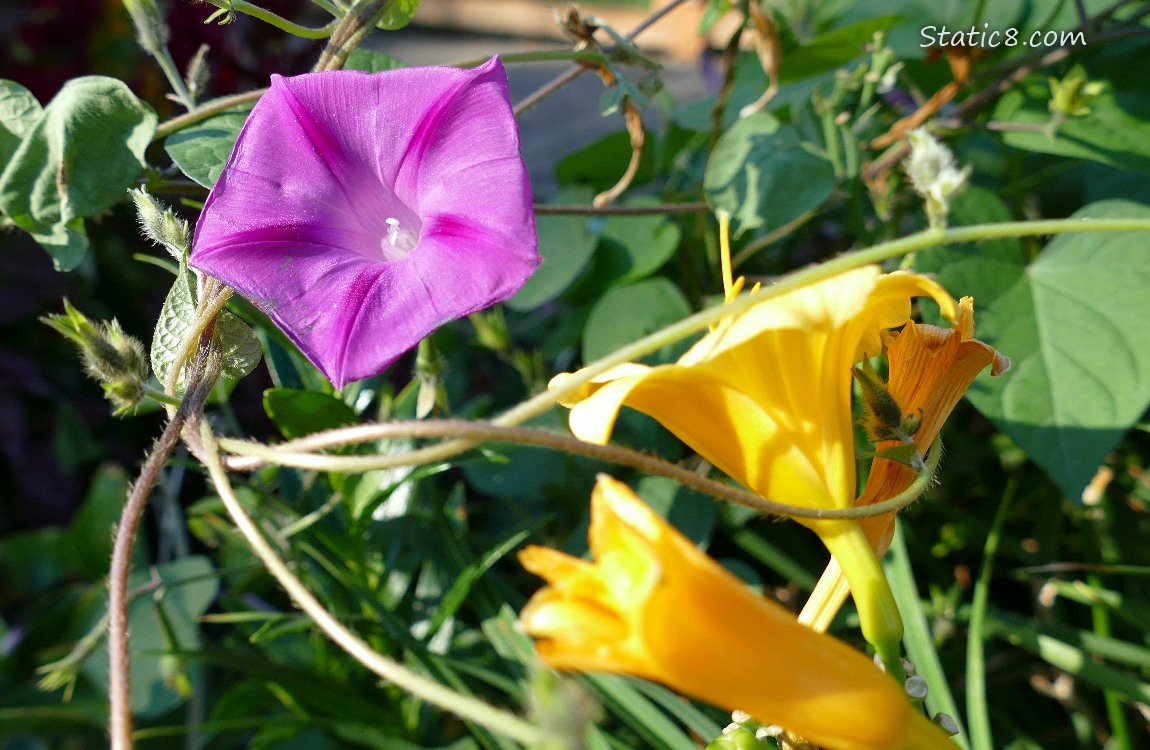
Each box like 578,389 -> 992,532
556,265 -> 957,514
567,366 -> 833,509
519,476 -> 956,750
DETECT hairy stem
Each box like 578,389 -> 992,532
313,0 -> 395,72
108,412 -> 187,750
153,90 -> 267,142
512,0 -> 692,116
217,422 -> 941,522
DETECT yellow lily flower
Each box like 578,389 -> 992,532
800,297 -> 1010,631
550,265 -> 956,661
553,266 -> 955,515
519,475 -> 956,750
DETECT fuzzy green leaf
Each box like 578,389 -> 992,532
151,263 -> 198,393
506,186 -> 600,311
0,79 -> 42,165
217,310 -> 261,380
0,76 -> 156,270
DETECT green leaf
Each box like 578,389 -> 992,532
704,113 -> 835,237
151,261 -> 198,393
28,218 -> 89,271
163,107 -> 250,188
263,388 -> 358,439
916,197 -> 1150,499
633,475 -> 716,548
595,198 -> 682,285
993,77 -> 1150,176
81,556 -> 219,718
66,465 -> 134,579
582,277 -> 692,362
506,186 -> 600,311
344,48 -> 406,72
556,131 -> 657,193
0,76 -> 156,269
0,79 -> 42,164
991,39 -> 1150,176
375,0 -> 419,30
775,15 -> 900,85
217,309 -> 262,380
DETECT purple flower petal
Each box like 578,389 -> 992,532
191,57 -> 538,388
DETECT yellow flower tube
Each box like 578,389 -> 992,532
519,476 -> 956,750
550,265 -> 957,663
800,298 -> 1011,632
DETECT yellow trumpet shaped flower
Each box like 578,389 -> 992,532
801,297 -> 1011,631
519,475 -> 956,750
552,265 -> 954,519
550,265 -> 957,660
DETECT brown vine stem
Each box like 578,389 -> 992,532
216,420 -> 941,522
313,0 -> 395,73
108,412 -> 187,750
152,89 -> 266,142
109,319 -> 222,750
197,425 -> 541,744
512,0 -> 694,117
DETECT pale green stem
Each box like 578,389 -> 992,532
198,424 -> 542,745
817,519 -> 905,678
143,385 -> 182,407
151,45 -> 196,110
966,479 -> 1016,750
164,281 -> 232,400
153,90 -> 266,142
214,217 -> 1150,474
200,0 -> 339,38
218,424 -> 941,521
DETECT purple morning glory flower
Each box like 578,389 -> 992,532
190,57 -> 539,388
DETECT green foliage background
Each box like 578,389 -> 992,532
2,1 -> 1150,749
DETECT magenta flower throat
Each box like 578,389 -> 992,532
191,57 -> 539,388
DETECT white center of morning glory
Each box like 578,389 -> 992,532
381,216 -> 420,261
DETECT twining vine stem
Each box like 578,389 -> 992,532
218,421 -> 942,522
217,217 -> 1150,479
108,411 -> 186,750
197,424 -> 543,746
108,214 -> 1150,747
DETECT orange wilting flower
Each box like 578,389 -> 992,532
518,475 -> 956,750
800,297 -> 1010,631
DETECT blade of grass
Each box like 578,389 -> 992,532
587,674 -> 701,750
966,478 -> 1016,750
985,616 -> 1150,704
884,521 -> 969,749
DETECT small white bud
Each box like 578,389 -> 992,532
903,128 -> 971,229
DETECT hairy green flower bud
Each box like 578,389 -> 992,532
42,299 -> 150,416
130,187 -> 190,260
